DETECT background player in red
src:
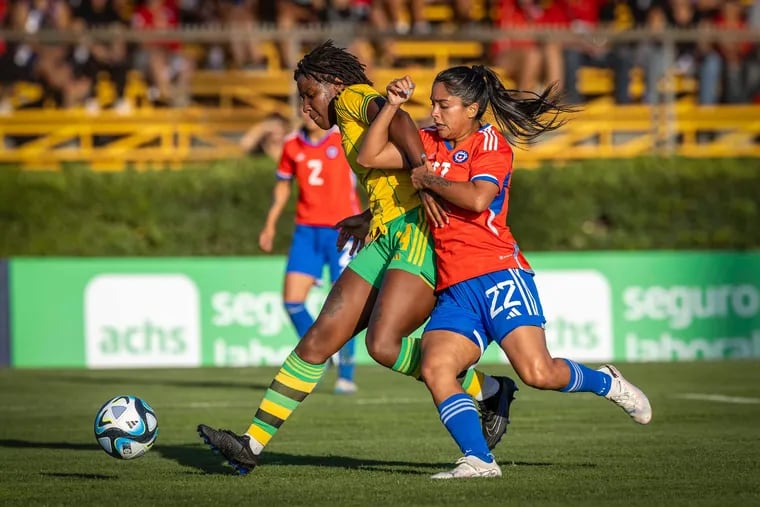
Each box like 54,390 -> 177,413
259,110 -> 363,394
359,69 -> 652,479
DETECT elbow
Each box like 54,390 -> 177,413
356,152 -> 370,167
469,197 -> 491,213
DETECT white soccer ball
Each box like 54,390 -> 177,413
94,395 -> 158,460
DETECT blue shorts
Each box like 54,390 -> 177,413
286,224 -> 353,283
424,268 -> 546,355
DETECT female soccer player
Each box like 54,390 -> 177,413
258,110 -> 363,394
198,41 -> 515,474
358,68 -> 652,479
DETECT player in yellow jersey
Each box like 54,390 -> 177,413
197,41 -> 517,475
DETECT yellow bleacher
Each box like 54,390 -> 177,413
390,40 -> 485,69
2,99 -> 758,171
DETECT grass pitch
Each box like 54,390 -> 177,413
2,361 -> 759,506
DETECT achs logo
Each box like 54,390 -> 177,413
326,145 -> 339,159
84,274 -> 201,368
453,150 -> 469,163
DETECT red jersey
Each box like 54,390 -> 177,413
276,127 -> 361,227
132,1 -> 180,51
493,0 -> 569,52
419,125 -> 532,291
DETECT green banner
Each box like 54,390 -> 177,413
10,258 -> 333,368
531,251 -> 760,362
9,252 -> 760,368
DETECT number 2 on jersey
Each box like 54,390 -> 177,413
307,159 -> 324,186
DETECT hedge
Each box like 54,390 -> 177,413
0,156 -> 758,256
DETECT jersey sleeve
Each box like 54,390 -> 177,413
470,131 -> 513,189
275,140 -> 295,181
335,84 -> 382,126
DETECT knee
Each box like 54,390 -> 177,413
419,357 -> 457,394
365,332 -> 397,368
419,360 -> 441,387
294,327 -> 333,365
518,359 -> 564,390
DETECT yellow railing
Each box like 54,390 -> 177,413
2,101 -> 758,170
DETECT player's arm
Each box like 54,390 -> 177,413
258,179 -> 292,252
361,77 -> 426,169
355,100 -> 405,169
411,171 -> 499,213
355,77 -> 449,227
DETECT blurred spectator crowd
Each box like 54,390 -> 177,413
0,0 -> 759,112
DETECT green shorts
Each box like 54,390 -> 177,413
348,207 -> 437,289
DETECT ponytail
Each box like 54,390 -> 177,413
434,65 -> 576,144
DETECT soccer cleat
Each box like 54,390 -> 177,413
598,364 -> 652,424
197,424 -> 260,475
477,376 -> 518,450
333,378 -> 358,395
430,455 -> 502,479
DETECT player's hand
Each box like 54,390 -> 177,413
410,157 -> 436,190
386,75 -> 415,106
258,227 -> 275,253
420,190 -> 449,228
335,211 -> 371,255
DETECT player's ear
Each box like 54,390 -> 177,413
332,79 -> 346,95
467,104 -> 479,119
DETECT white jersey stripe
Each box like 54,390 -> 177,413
512,268 -> 539,315
472,330 -> 486,354
508,269 -> 534,316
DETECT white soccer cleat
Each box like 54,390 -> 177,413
334,378 -> 358,395
598,364 -> 652,424
430,456 -> 502,479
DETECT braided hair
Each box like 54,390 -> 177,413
294,40 -> 373,86
434,65 -> 575,144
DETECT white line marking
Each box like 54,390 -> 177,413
675,393 -> 760,405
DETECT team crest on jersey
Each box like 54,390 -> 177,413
453,150 -> 469,163
326,146 -> 340,159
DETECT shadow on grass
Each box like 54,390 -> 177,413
0,439 -> 96,451
157,443 -> 448,476
41,472 -> 117,480
0,439 -> 597,477
50,373 -> 271,391
157,443 -> 596,476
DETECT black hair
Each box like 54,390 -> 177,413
434,65 -> 575,144
294,40 -> 373,86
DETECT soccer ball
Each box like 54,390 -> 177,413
94,395 -> 158,460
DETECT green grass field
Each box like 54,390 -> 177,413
2,361 -> 759,506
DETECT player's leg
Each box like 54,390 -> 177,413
364,208 -> 512,448
497,268 -> 652,424
249,267 -> 375,445
282,225 -> 322,337
198,267 -> 377,474
420,298 -> 501,479
364,267 -> 436,373
283,272 -> 318,336
327,228 -> 358,393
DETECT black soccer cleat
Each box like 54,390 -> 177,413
477,376 -> 518,450
197,424 -> 260,475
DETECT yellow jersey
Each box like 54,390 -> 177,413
334,83 -> 421,237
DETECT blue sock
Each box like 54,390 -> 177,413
284,301 -> 314,338
438,393 -> 493,463
338,338 -> 355,382
560,359 -> 612,396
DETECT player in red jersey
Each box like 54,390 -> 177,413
259,110 -> 363,394
359,68 -> 652,479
